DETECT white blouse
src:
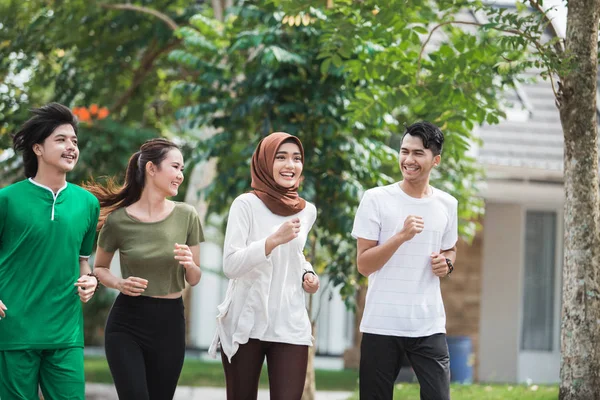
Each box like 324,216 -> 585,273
208,193 -> 317,361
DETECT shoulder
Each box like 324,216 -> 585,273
174,201 -> 199,216
301,200 -> 317,219
69,184 -> 100,206
231,192 -> 261,211
362,183 -> 396,202
304,200 -> 316,214
432,187 -> 458,210
0,180 -> 29,198
104,207 -> 126,226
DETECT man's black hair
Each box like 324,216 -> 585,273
401,121 -> 444,156
12,102 -> 78,178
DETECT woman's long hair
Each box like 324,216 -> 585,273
85,138 -> 180,229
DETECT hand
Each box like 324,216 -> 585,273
399,215 -> 424,241
0,300 -> 6,319
174,243 -> 196,270
74,275 -> 98,303
270,217 -> 301,246
117,277 -> 148,296
431,253 -> 449,277
303,272 -> 320,294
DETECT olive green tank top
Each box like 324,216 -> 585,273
97,202 -> 204,296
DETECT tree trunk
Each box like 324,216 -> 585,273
302,321 -> 317,400
343,283 -> 367,369
558,0 -> 600,397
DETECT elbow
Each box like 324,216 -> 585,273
222,260 -> 238,280
357,260 -> 369,278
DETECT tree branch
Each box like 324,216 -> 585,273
100,3 -> 179,31
417,20 -> 559,100
111,40 -> 181,115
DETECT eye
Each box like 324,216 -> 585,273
294,157 -> 302,162
276,155 -> 285,160
72,141 -> 78,146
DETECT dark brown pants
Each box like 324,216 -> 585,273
221,339 -> 309,400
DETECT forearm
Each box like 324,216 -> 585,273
185,265 -> 202,286
223,238 -> 270,279
441,248 -> 457,264
94,266 -> 122,290
79,258 -> 92,276
265,236 -> 279,256
357,233 -> 408,277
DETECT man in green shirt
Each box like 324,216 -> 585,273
0,103 -> 100,400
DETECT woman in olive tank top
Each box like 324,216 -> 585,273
86,138 -> 204,400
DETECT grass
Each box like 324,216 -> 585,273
84,356 -> 359,391
85,357 -> 559,398
346,383 -> 559,399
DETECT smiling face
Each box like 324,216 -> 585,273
399,134 -> 440,184
33,124 -> 79,175
147,148 -> 185,197
272,141 -> 303,189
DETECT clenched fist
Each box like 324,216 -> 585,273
400,215 -> 424,240
271,217 -> 301,246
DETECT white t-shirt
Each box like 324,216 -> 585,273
351,182 -> 458,337
208,193 -> 317,361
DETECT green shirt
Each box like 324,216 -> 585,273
0,179 -> 100,350
97,202 -> 204,297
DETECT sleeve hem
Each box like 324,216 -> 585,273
351,231 -> 379,241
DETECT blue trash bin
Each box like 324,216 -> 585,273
447,336 -> 474,384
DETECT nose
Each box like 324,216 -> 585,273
285,157 -> 294,168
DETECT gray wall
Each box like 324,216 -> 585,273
478,202 -> 523,382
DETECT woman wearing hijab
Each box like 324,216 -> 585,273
208,132 -> 320,400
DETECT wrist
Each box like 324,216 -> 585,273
266,235 -> 280,250
302,269 -> 316,282
445,258 -> 454,276
185,263 -> 199,272
395,231 -> 408,243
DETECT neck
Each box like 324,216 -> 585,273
399,179 -> 431,198
32,168 -> 67,193
136,187 -> 169,216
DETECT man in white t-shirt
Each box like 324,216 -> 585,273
352,121 -> 458,400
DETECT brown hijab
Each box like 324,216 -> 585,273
251,132 -> 307,216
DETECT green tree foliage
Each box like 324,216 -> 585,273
0,0 -> 204,184
169,0 -> 520,304
0,0 -> 205,343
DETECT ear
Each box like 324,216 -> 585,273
32,144 -> 43,156
433,154 -> 441,166
145,161 -> 155,176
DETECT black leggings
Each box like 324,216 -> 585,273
221,339 -> 309,400
104,294 -> 186,400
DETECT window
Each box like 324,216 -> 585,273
521,211 -> 557,351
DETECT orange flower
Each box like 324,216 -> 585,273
97,107 -> 109,120
78,108 -> 91,122
89,104 -> 99,115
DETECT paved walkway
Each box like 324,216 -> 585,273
86,383 -> 353,400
